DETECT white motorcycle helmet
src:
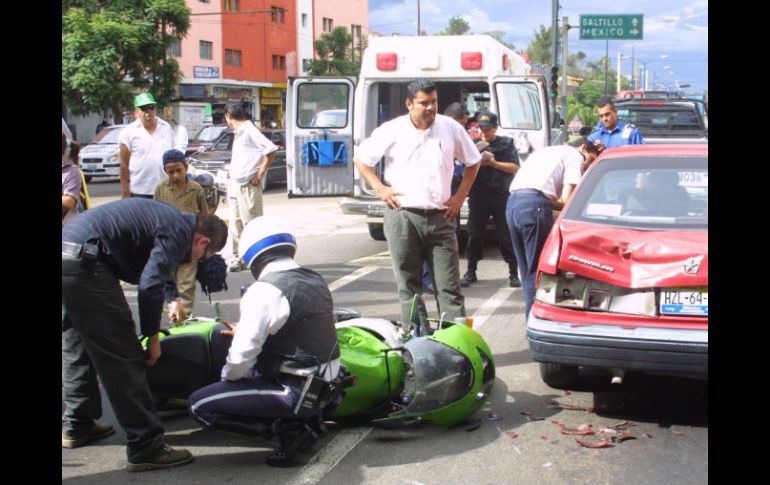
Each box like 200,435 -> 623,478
238,215 -> 297,276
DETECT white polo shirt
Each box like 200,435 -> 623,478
228,121 -> 278,193
508,145 -> 584,203
119,119 -> 175,195
356,113 -> 481,209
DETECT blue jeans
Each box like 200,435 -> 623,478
506,191 -> 554,319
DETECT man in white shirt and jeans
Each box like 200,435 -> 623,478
354,79 -> 481,322
506,137 -> 599,320
119,93 -> 175,199
224,100 -> 278,272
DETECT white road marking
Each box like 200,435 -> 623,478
289,428 -> 373,485
470,287 -> 517,329
328,266 -> 380,292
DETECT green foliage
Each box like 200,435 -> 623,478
443,16 -> 470,36
483,31 -> 515,50
62,0 -> 190,118
308,26 -> 361,76
526,25 -> 553,64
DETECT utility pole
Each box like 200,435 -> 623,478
417,0 -> 421,36
552,0 -> 559,67
616,52 -> 624,94
561,16 -> 570,124
631,46 -> 636,90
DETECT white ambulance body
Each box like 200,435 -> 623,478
285,35 -> 559,240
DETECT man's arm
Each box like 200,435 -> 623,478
353,157 -> 402,209
445,163 -> 480,220
251,151 -> 277,186
120,143 -> 131,198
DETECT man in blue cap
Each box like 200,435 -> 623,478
119,92 -> 175,199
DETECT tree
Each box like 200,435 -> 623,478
526,25 -> 553,65
62,0 -> 190,119
441,16 -> 471,35
483,31 -> 515,50
308,26 -> 361,76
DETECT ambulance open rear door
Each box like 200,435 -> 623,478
286,77 -> 356,197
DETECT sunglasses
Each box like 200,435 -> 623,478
139,105 -> 157,112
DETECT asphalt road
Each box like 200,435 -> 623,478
63,180 -> 708,484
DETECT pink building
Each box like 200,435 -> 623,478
312,0 -> 368,59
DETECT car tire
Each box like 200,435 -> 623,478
368,223 -> 386,241
539,363 -> 579,389
84,175 -> 93,183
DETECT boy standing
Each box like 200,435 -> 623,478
155,149 -> 209,320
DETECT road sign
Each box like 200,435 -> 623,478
579,14 -> 643,40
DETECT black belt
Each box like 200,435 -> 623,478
62,241 -> 83,257
402,207 -> 446,216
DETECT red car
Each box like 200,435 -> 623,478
527,144 -> 708,388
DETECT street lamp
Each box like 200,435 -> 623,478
417,0 -> 421,36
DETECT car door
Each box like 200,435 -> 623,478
492,76 -> 552,155
286,77 -> 356,197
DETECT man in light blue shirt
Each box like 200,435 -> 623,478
586,97 -> 644,153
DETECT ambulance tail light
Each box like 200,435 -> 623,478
377,53 -> 397,71
502,54 -> 509,71
461,52 -> 483,70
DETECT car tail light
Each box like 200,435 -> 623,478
461,52 -> 483,70
535,272 -> 657,316
377,53 -> 397,70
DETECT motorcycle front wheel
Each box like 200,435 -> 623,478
205,186 -> 220,214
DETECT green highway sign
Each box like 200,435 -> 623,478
580,14 -> 643,40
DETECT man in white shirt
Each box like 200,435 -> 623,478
119,93 -> 175,198
506,137 -> 599,319
223,100 -> 278,272
354,79 -> 481,322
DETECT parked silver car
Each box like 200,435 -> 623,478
78,124 -> 128,182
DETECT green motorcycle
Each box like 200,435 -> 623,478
143,295 -> 495,429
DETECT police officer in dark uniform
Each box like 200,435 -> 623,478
188,215 -> 341,467
62,198 -> 228,472
460,112 -> 521,288
586,97 -> 644,153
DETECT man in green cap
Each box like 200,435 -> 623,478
118,92 -> 175,199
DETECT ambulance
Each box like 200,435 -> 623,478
285,34 -> 560,241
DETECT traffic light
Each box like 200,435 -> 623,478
550,66 -> 559,99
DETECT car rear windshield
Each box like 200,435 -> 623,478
564,155 -> 708,230
194,125 -> 227,142
616,103 -> 706,137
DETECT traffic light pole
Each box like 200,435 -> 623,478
561,16 -> 570,127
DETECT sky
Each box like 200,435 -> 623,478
366,0 -> 708,93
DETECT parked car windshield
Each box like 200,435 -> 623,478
564,155 -> 708,229
194,125 -> 227,142
616,101 -> 707,137
90,125 -> 124,144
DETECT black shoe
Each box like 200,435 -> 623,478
126,445 -> 194,472
62,422 -> 115,449
509,275 -> 522,288
460,270 -> 477,288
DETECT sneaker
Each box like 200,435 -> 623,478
62,422 -> 115,449
460,270 -> 477,288
509,275 -> 522,288
126,444 -> 194,473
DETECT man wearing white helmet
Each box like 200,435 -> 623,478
188,215 -> 340,467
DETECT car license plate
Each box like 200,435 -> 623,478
660,287 -> 708,316
83,164 -> 98,171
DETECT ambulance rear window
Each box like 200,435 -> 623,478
494,82 -> 542,130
